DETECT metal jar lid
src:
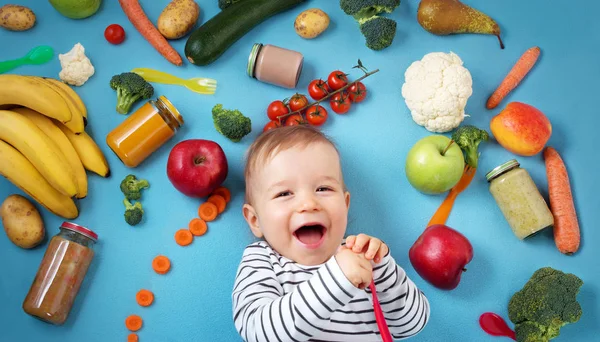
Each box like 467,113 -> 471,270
61,221 -> 98,242
247,43 -> 263,78
157,95 -> 184,127
485,159 -> 520,182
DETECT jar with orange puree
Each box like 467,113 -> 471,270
107,95 -> 184,168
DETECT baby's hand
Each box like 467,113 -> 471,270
335,247 -> 373,290
345,234 -> 389,263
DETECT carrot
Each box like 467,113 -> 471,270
189,218 -> 208,236
543,147 -> 580,254
212,186 -> 231,203
175,229 -> 193,246
198,202 -> 218,222
125,315 -> 143,332
136,289 -> 154,307
128,333 -> 139,342
207,194 -> 227,214
486,46 -> 541,109
118,0 -> 183,66
152,255 -> 171,274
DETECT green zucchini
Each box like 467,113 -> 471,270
185,0 -> 306,66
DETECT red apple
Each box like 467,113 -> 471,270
166,139 -> 228,198
409,224 -> 473,290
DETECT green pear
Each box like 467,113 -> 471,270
49,0 -> 101,19
417,0 -> 504,49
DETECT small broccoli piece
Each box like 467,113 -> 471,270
508,267 -> 583,342
212,104 -> 252,142
120,174 -> 150,201
451,125 -> 489,168
359,16 -> 397,51
123,198 -> 144,226
110,72 -> 154,114
218,0 -> 245,10
340,0 -> 401,20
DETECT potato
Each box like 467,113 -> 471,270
294,8 -> 330,39
0,5 -> 36,31
1,194 -> 45,249
158,0 -> 200,40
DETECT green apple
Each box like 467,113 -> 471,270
405,135 -> 465,195
49,0 -> 101,19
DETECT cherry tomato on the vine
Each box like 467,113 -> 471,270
267,100 -> 289,121
289,93 -> 309,112
284,114 -> 306,126
330,92 -> 352,114
104,24 -> 126,45
305,105 -> 328,126
263,120 -> 282,132
327,70 -> 349,91
308,79 -> 330,101
348,82 -> 367,103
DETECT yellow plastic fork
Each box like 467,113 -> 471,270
131,68 -> 217,95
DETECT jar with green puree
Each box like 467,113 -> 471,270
486,159 -> 554,240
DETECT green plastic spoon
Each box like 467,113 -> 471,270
0,46 -> 54,74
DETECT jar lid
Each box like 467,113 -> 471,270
247,43 -> 263,78
485,159 -> 520,182
61,222 -> 98,242
158,95 -> 184,126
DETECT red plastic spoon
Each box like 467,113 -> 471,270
369,280 -> 393,342
479,312 -> 516,340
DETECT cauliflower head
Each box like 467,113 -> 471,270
401,52 -> 473,133
58,43 -> 95,86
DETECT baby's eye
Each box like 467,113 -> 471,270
317,186 -> 332,192
275,191 -> 292,198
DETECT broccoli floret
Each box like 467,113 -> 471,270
110,72 -> 154,114
508,267 -> 583,342
340,0 -> 401,20
451,125 -> 489,169
359,16 -> 398,51
218,0 -> 245,10
120,174 -> 150,201
123,198 -> 144,226
212,104 -> 252,142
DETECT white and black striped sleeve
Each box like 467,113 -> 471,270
232,252 -> 361,342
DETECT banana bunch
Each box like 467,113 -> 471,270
0,74 -> 110,219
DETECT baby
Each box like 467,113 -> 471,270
233,125 -> 430,342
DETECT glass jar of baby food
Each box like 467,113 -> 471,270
247,43 -> 304,89
486,159 -> 554,240
22,222 -> 98,325
106,95 -> 184,168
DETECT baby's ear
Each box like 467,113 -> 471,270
242,203 -> 263,238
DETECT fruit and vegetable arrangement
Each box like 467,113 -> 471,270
0,1 -> 595,341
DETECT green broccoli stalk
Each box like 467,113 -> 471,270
123,198 -> 144,226
212,104 -> 252,142
451,125 -> 489,169
120,174 -> 150,201
509,267 -> 583,342
340,0 -> 401,50
110,72 -> 154,114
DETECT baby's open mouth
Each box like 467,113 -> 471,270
293,224 -> 326,247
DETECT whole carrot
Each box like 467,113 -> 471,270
118,0 -> 183,66
543,147 -> 580,254
486,46 -> 541,109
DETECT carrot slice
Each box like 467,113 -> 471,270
212,186 -> 231,203
128,333 -> 139,342
125,315 -> 143,332
207,195 -> 227,214
189,218 -> 208,236
136,289 -> 154,307
152,255 -> 171,274
198,202 -> 218,222
175,229 -> 193,246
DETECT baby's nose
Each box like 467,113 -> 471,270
298,194 -> 321,212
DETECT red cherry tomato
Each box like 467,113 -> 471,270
263,120 -> 282,132
305,105 -> 328,126
267,100 -> 289,121
284,114 -> 306,126
104,24 -> 126,45
289,93 -> 309,112
327,70 -> 349,91
308,79 -> 330,101
330,92 -> 352,114
348,82 -> 367,103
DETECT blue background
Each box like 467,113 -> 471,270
1,0 -> 599,341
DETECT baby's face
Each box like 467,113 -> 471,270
245,142 -> 350,266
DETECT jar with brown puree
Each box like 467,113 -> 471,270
22,222 -> 98,325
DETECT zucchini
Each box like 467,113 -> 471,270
185,0 -> 306,66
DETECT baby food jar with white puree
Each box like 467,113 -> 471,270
22,222 -> 98,325
486,159 -> 554,240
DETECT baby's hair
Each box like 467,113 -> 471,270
244,125 -> 342,204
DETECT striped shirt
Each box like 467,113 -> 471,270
232,241 -> 430,342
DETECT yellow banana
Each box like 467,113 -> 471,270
13,107 -> 88,199
0,140 -> 78,219
44,78 -> 87,124
0,74 -> 71,123
0,110 -> 78,197
27,76 -> 84,134
55,122 -> 110,178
